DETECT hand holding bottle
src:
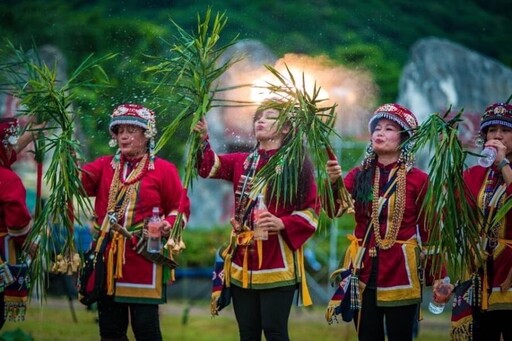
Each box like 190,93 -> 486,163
478,146 -> 497,167
147,207 -> 163,253
429,277 -> 454,314
253,194 -> 269,241
253,194 -> 285,241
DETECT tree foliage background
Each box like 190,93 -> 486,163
1,0 -> 510,162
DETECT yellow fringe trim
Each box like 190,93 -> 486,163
345,234 -> 361,269
210,291 -> 221,316
482,265 -> 488,310
451,316 -> 473,341
297,246 -> 312,306
325,304 -> 338,323
257,240 -> 263,269
114,233 -> 124,279
242,245 -> 249,288
221,234 -> 235,288
224,253 -> 232,287
106,231 -> 125,295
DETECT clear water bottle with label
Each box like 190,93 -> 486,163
253,194 -> 268,241
429,277 -> 451,314
478,147 -> 497,168
147,207 -> 162,253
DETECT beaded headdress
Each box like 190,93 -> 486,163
479,102 -> 512,134
363,103 -> 418,169
368,103 -> 418,137
109,103 -> 157,170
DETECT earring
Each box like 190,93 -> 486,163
399,141 -> 415,167
361,142 -> 375,169
475,134 -> 485,148
110,148 -> 121,169
148,138 -> 155,170
109,138 -> 118,148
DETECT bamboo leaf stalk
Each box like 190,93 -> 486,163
411,109 -> 481,279
1,41 -> 115,301
145,8 -> 240,252
250,64 -> 354,220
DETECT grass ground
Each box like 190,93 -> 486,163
0,297 -> 452,341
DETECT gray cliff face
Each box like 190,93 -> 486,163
398,37 -> 512,123
397,37 -> 512,168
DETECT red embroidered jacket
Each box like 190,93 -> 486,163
81,155 -> 190,304
197,142 -> 319,290
0,162 -> 31,257
464,165 -> 512,311
342,162 -> 429,306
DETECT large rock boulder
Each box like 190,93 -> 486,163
397,37 -> 512,166
398,37 -> 512,141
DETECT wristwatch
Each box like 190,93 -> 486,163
498,158 -> 510,171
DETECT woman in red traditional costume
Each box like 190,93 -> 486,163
80,104 -> 190,341
0,118 -> 32,329
326,104 -> 433,341
444,102 -> 512,341
194,99 -> 319,341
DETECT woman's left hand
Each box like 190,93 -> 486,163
326,160 -> 342,184
485,139 -> 507,164
432,279 -> 454,304
145,220 -> 172,237
255,211 -> 284,232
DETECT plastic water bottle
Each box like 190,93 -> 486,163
147,207 -> 162,253
429,277 -> 451,314
253,194 -> 268,241
478,147 -> 497,168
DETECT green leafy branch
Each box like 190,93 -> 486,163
411,108 -> 481,279
250,64 -> 352,218
1,41 -> 115,300
145,8 -> 240,249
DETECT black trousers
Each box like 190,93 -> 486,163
231,284 -> 296,341
355,287 -> 418,341
475,309 -> 512,341
97,294 -> 162,341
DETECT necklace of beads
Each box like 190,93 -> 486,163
106,153 -> 148,221
371,165 -> 406,250
118,153 -> 149,186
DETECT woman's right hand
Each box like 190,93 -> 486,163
326,159 -> 342,184
432,279 -> 454,304
193,118 -> 209,141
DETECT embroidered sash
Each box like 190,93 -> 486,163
478,169 -> 507,309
